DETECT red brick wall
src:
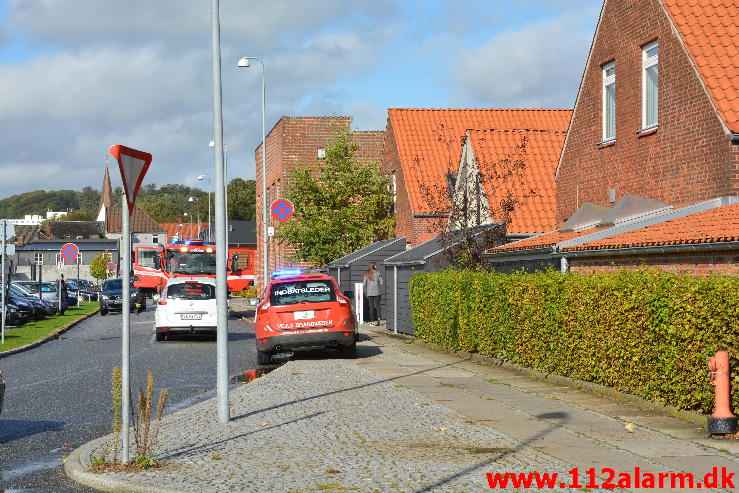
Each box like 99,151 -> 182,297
570,250 -> 739,275
556,0 -> 739,225
255,116 -> 385,289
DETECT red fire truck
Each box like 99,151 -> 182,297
133,240 -> 256,295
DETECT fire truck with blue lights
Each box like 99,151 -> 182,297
133,240 -> 256,296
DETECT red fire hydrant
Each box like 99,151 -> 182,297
707,349 -> 737,435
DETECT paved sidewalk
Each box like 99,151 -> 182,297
66,321 -> 739,492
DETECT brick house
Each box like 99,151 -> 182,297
254,116 -> 385,288
555,0 -> 739,224
486,0 -> 739,274
380,108 -> 572,247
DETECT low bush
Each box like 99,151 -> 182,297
409,269 -> 739,413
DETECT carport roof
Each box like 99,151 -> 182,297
328,238 -> 406,268
18,240 -> 118,251
384,224 -> 503,266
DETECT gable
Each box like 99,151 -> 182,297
387,108 -> 572,215
661,0 -> 739,133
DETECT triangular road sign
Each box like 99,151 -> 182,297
108,145 -> 152,213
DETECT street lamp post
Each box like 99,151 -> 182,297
197,174 -> 212,241
209,141 -> 229,247
237,56 -> 267,289
189,197 -> 201,238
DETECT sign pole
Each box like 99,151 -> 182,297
121,194 -> 131,463
108,144 -> 152,463
77,254 -> 81,306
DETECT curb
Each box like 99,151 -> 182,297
371,327 -> 708,429
0,306 -> 100,358
65,434 -> 185,493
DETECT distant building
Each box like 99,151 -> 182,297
8,211 -> 69,226
97,167 -> 165,244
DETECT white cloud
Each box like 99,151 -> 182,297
449,9 -> 598,108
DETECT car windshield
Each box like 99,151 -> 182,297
167,283 -> 215,300
269,280 -> 336,306
167,252 -> 216,275
16,283 -> 40,294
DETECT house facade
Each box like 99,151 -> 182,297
487,0 -> 739,275
555,0 -> 739,225
254,116 -> 385,288
381,108 -> 572,247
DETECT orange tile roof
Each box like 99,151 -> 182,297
563,202 -> 739,251
388,108 -> 572,214
488,228 -> 597,253
105,207 -> 163,233
662,0 -> 739,132
468,129 -> 565,234
159,222 -> 209,241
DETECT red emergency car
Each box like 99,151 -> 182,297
254,270 -> 357,365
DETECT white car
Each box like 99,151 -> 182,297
154,278 -> 217,341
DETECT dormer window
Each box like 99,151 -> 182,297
642,41 -> 659,129
602,61 -> 616,141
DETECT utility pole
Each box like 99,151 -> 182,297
211,0 -> 229,423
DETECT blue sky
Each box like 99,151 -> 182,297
0,0 -> 600,199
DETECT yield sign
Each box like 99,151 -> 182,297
271,199 -> 294,222
108,145 -> 152,213
61,243 -> 79,262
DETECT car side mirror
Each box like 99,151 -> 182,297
153,294 -> 161,302
248,297 -> 260,306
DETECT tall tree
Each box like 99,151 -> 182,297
227,178 -> 256,221
275,128 -> 395,266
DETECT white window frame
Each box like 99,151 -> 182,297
642,40 -> 659,129
602,61 -> 616,141
34,253 -> 43,265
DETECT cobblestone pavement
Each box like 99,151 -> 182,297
66,318 -> 739,492
73,359 -> 586,492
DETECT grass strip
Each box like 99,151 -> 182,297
0,302 -> 99,352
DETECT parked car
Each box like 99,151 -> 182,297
3,304 -> 21,326
6,297 -> 33,323
66,279 -> 98,301
154,278 -> 217,341
0,371 -> 4,415
9,285 -> 57,316
11,294 -> 45,320
99,278 -> 144,316
253,269 -> 357,365
13,281 -> 59,302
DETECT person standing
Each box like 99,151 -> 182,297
59,274 -> 69,315
362,262 -> 384,326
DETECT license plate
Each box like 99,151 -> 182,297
180,313 -> 202,320
294,310 -> 314,320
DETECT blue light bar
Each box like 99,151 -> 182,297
271,268 -> 302,279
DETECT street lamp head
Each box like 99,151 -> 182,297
209,140 -> 215,147
197,174 -> 208,180
237,57 -> 251,68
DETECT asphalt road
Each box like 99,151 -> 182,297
0,304 -> 257,493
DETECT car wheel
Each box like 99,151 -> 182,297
339,342 -> 357,359
155,332 -> 166,342
100,308 -> 108,316
257,350 -> 272,366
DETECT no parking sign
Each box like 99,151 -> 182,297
60,243 -> 79,262
271,199 -> 294,222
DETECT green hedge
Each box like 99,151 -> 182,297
409,269 -> 739,413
